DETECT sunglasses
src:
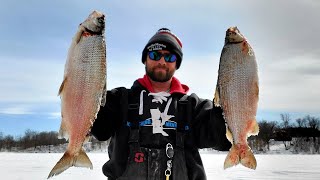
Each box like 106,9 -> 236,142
148,51 -> 177,63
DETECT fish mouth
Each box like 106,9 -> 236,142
84,27 -> 103,36
225,37 -> 245,44
96,15 -> 105,27
225,27 -> 245,44
90,15 -> 105,34
98,15 -> 105,23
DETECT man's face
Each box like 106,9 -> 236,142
145,50 -> 177,82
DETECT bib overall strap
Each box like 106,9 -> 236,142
120,87 -> 129,125
127,97 -> 141,152
176,94 -> 189,149
128,129 -> 141,152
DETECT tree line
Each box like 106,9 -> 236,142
249,114 -> 320,153
1,114 -> 319,153
0,130 -> 67,151
0,129 -> 107,152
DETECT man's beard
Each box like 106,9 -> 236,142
146,64 -> 175,82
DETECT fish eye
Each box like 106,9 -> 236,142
98,17 -> 104,23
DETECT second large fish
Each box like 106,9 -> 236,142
214,26 -> 259,170
48,10 -> 107,178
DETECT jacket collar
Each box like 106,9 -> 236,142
136,75 -> 189,94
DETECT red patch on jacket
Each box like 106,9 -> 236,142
137,75 -> 189,94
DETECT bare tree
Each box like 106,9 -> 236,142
280,113 -> 291,128
3,135 -> 15,151
0,132 -> 3,150
305,115 -> 320,130
296,118 -> 307,128
280,113 -> 292,150
258,120 -> 278,150
21,129 -> 38,149
304,115 -> 320,152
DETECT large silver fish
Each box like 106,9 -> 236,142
48,10 -> 106,178
214,26 -> 259,170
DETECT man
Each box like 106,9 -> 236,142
91,28 -> 231,180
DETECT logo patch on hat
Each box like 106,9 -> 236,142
147,43 -> 166,51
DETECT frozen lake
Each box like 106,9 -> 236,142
1,153 -> 319,180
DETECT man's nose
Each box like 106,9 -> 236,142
158,57 -> 166,65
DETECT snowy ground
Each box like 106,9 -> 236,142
1,153 -> 319,180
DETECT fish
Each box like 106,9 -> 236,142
48,10 -> 107,178
214,26 -> 259,170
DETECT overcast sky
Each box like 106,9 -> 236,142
0,0 -> 319,136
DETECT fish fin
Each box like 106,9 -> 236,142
47,149 -> 93,179
74,148 -> 93,168
84,135 -> 91,143
74,25 -> 86,44
240,145 -> 257,170
214,86 -> 220,106
58,77 -> 67,96
252,120 -> 259,136
58,120 -> 69,140
48,151 -> 73,178
241,41 -> 250,55
226,126 -> 233,144
224,144 -> 240,169
101,82 -> 107,107
248,119 -> 259,137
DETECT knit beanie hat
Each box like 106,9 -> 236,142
142,28 -> 183,69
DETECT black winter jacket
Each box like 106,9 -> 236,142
91,78 -> 231,180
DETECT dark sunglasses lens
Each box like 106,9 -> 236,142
164,54 -> 177,62
148,51 -> 161,61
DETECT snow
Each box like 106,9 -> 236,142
1,153 -> 319,180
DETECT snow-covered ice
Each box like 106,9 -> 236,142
0,153 -> 319,180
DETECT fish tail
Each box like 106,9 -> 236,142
239,144 -> 257,170
224,145 -> 240,169
47,148 -> 93,179
224,144 -> 257,170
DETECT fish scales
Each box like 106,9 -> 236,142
48,10 -> 106,178
215,26 -> 259,170
220,45 -> 258,143
63,35 -> 106,151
